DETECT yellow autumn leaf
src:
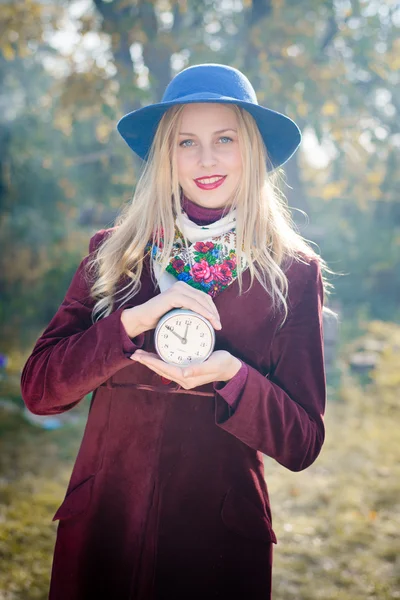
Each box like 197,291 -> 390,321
19,45 -> 33,59
391,57 -> 400,70
322,102 -> 338,116
321,182 -> 345,200
366,187 -> 382,201
58,178 -> 77,199
2,43 -> 15,60
54,113 -> 73,136
96,122 -> 112,143
369,63 -> 387,79
366,172 -> 382,185
297,103 -> 308,117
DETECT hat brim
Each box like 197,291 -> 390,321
116,93 -> 301,170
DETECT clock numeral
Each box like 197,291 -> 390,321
196,325 -> 200,330
176,320 -> 182,326
199,333 -> 204,338
200,342 -> 206,348
187,357 -> 192,361
177,356 -> 183,361
195,351 -> 200,356
185,319 -> 192,325
164,344 -> 169,349
163,334 -> 169,338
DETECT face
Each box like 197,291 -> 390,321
176,103 -> 242,209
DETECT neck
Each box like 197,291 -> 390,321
181,193 -> 230,226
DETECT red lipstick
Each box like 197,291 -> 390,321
194,175 -> 227,190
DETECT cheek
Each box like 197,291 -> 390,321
227,148 -> 243,174
177,154 -> 193,180
176,155 -> 184,178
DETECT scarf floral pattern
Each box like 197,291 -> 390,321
146,224 -> 246,298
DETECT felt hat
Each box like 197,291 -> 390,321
117,63 -> 301,170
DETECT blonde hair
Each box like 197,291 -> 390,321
85,104 -> 334,327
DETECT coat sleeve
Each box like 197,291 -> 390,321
214,258 -> 326,472
20,230 -> 145,416
213,361 -> 249,410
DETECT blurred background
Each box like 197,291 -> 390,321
0,0 -> 399,598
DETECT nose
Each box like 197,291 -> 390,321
199,144 -> 217,168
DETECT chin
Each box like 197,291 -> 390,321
183,186 -> 233,209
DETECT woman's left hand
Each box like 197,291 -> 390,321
130,349 -> 242,390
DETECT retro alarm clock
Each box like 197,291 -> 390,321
154,309 -> 216,367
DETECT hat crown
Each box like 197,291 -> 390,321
117,62 -> 301,169
162,63 -> 258,105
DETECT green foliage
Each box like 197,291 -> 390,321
1,0 -> 399,344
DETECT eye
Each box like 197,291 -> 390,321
219,136 -> 233,144
179,139 -> 195,147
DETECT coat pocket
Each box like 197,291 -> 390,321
221,487 -> 277,544
52,474 -> 95,522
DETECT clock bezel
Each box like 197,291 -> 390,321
154,308 -> 216,366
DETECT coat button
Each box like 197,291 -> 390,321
160,376 -> 172,385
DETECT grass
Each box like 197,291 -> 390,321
266,371 -> 400,599
0,402 -> 88,600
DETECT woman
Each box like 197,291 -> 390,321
21,64 -> 330,599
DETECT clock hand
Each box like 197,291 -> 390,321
165,325 -> 185,343
182,324 -> 189,344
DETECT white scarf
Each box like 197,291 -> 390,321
153,208 -> 243,294
176,208 -> 238,242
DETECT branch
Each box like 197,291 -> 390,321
319,15 -> 339,53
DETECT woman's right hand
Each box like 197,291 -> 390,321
121,281 -> 222,337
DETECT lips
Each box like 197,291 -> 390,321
194,175 -> 227,190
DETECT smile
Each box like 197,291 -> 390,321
194,175 -> 227,190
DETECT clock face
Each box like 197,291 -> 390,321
155,310 -> 215,367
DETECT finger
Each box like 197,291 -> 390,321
133,350 -> 190,378
133,352 -> 186,383
181,350 -> 230,381
171,291 -> 221,330
189,286 -> 221,321
179,370 -> 220,390
172,282 -> 221,322
130,350 -> 159,361
181,362 -> 218,380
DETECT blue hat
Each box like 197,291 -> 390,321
117,63 -> 301,170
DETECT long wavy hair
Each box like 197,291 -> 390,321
85,103 -> 334,327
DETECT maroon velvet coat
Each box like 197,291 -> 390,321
21,228 -> 326,600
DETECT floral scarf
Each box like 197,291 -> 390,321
146,210 -> 248,298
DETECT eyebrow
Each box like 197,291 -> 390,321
178,128 -> 237,136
